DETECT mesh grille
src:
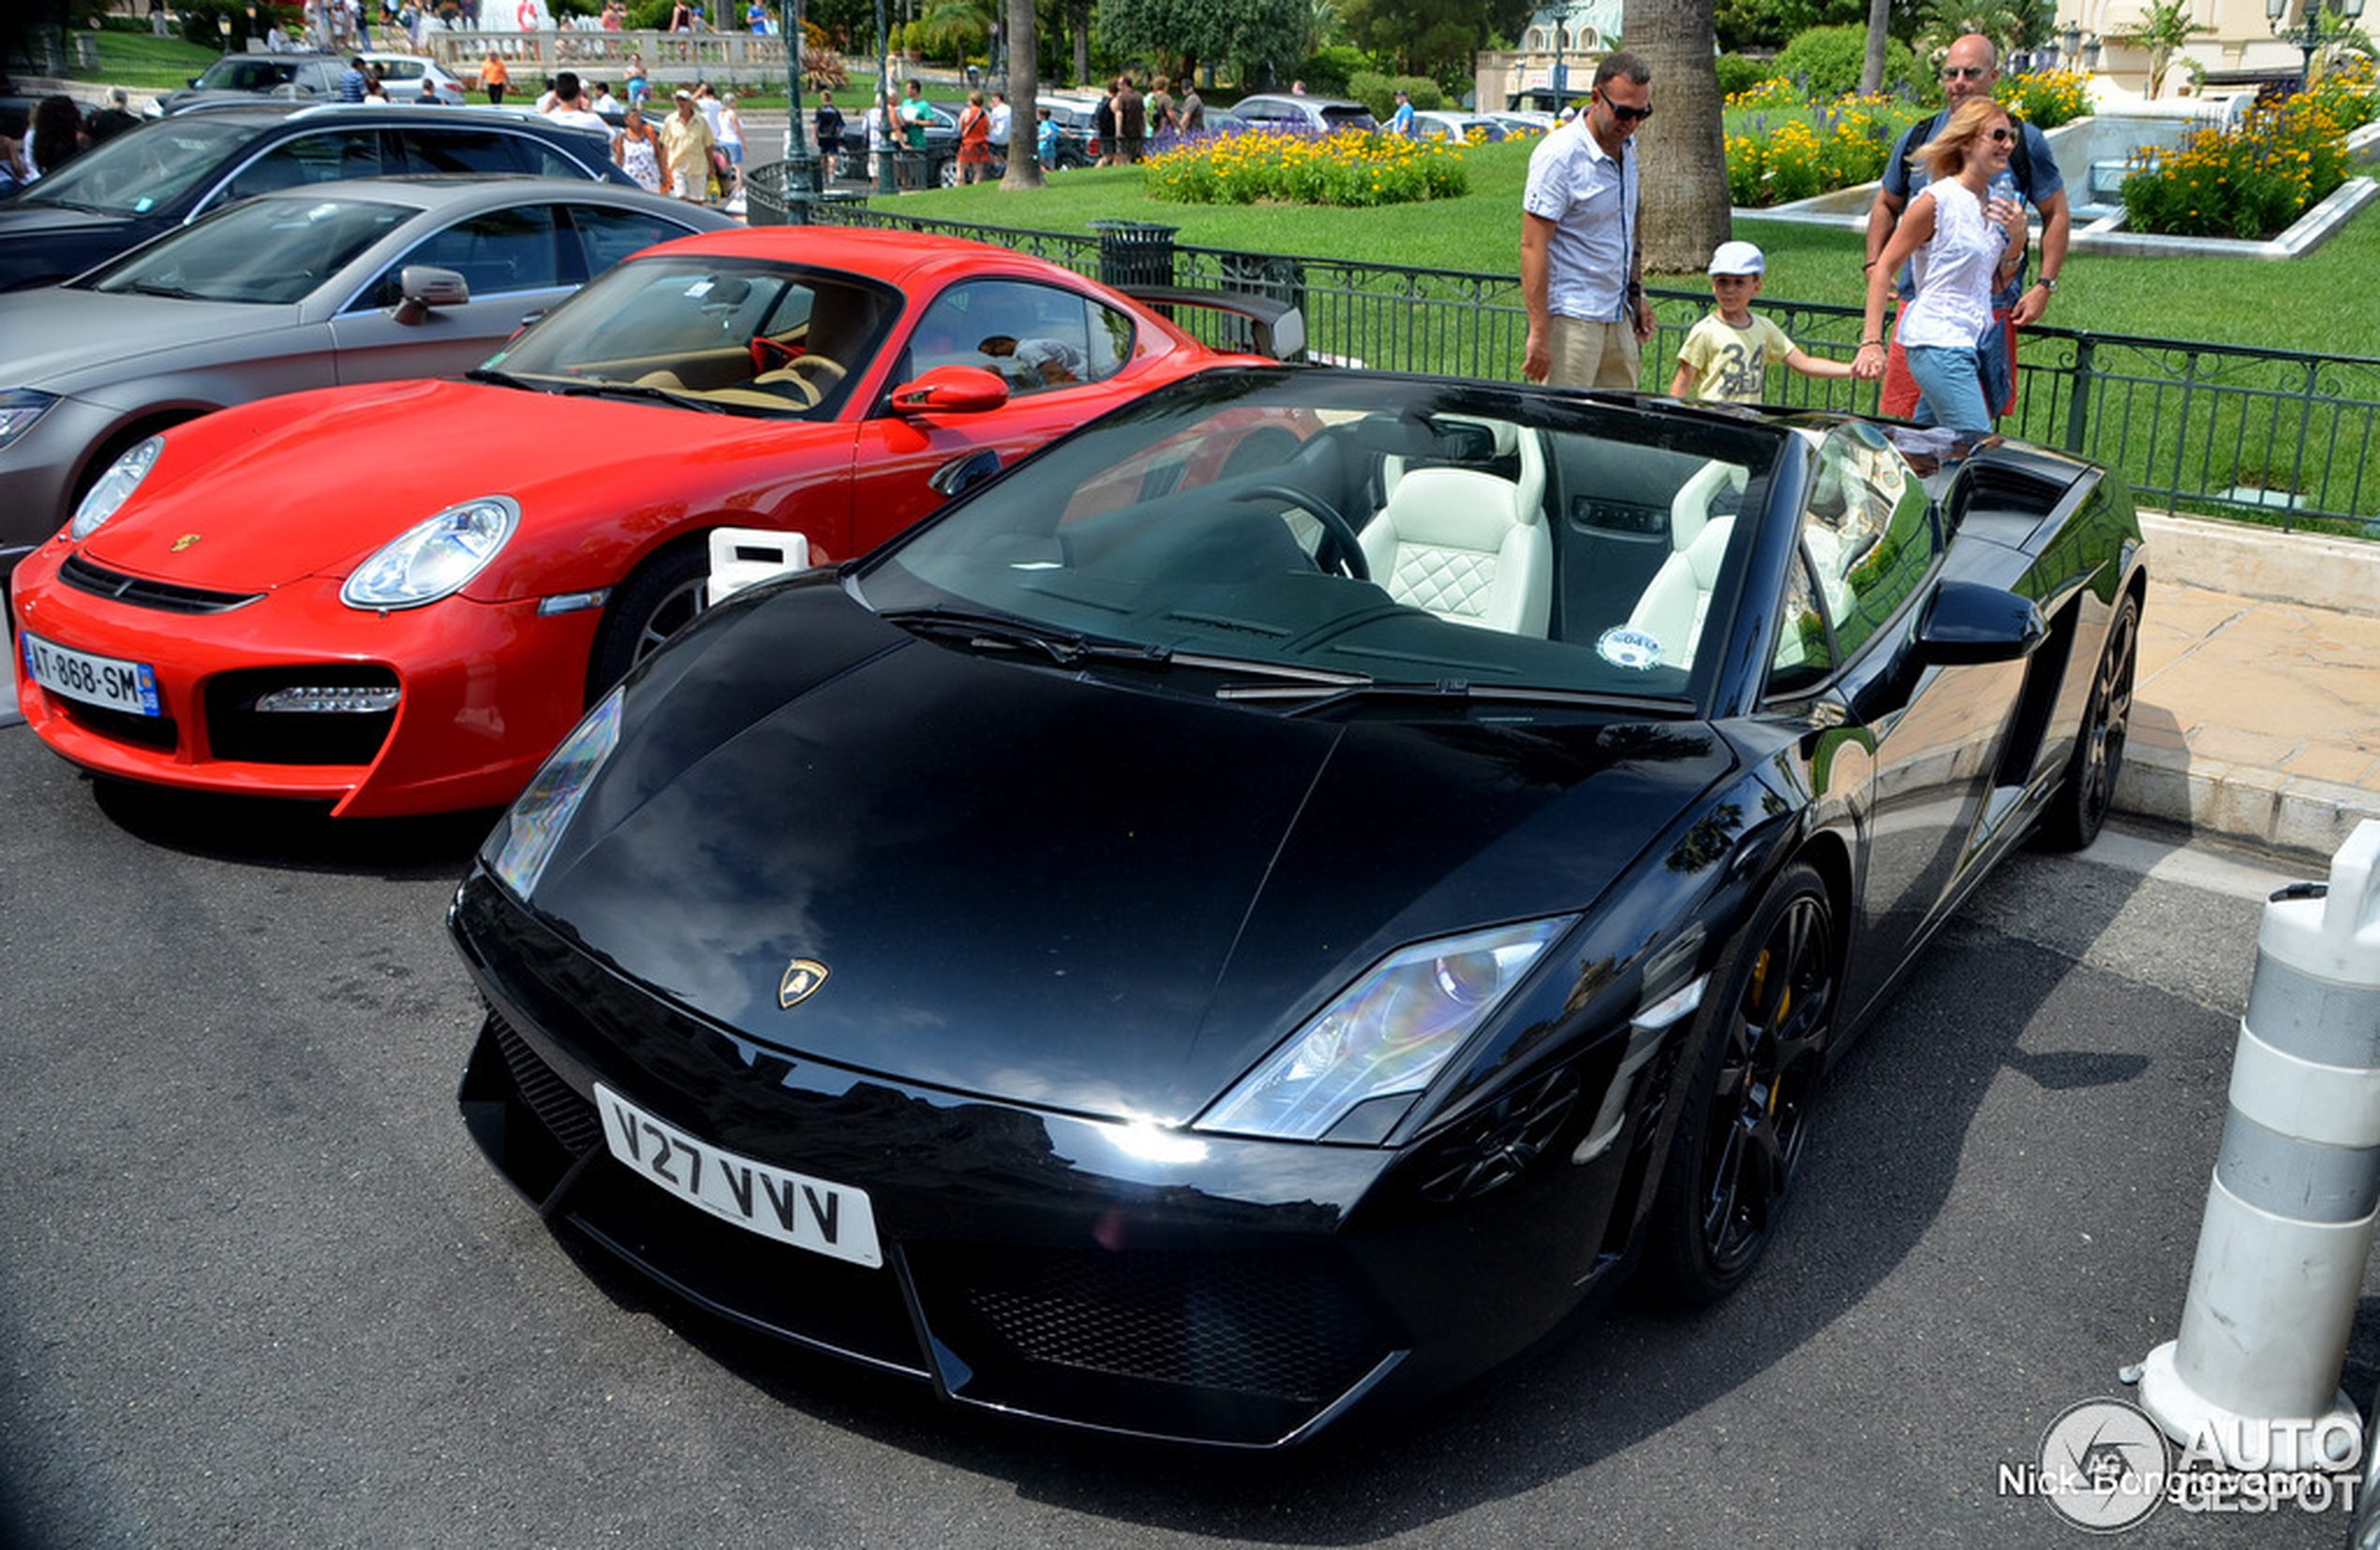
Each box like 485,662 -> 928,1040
60,553 -> 261,614
956,1244 -> 1381,1402
489,1008 -> 603,1155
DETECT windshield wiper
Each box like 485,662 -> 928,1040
114,280 -> 205,300
880,605 -> 1164,667
465,366 -> 548,393
1227,677 -> 1669,717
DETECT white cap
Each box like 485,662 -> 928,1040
1708,240 -> 1765,276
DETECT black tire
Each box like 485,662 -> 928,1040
1638,862 -> 1837,1307
585,540 -> 708,701
2038,592 -> 2139,853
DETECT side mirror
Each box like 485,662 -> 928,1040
391,264 -> 469,325
1916,579 -> 2046,665
889,365 -> 1010,416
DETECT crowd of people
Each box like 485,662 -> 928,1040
0,88 -> 141,196
1524,33 -> 2069,432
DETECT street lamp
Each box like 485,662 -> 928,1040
2268,0 -> 2368,86
216,13 -> 232,52
1548,1 -> 1586,108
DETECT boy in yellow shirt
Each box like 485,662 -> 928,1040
1670,242 -> 1854,404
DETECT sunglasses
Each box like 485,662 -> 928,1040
1598,93 -> 1653,124
1985,127 -> 2015,142
1942,65 -> 1988,80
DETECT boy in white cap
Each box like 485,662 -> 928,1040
1670,241 -> 1853,404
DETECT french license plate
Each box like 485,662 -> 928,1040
21,632 -> 161,717
595,1083 -> 882,1267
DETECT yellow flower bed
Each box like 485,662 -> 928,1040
1144,128 -> 1470,208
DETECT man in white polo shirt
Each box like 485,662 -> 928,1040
1521,52 -> 1654,389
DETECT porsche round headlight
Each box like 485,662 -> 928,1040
1197,917 -> 1574,1143
342,496 -> 519,611
488,687 -> 622,900
69,434 -> 164,540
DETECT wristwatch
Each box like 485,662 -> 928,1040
2036,276 -> 2059,292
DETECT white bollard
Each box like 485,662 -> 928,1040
2135,818 -> 2380,1471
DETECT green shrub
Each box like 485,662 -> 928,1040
1773,24 -> 1923,100
1349,70 -> 1444,119
1295,46 -> 1367,96
1716,52 -> 1776,98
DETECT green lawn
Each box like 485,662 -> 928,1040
84,31 -> 228,92
883,138 -> 2380,360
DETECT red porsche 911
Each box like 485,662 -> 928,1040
11,227 -> 1298,816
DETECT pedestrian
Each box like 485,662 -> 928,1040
957,89 -> 990,183
1036,103 -> 1057,169
661,87 -> 716,202
340,54 -> 371,102
897,78 -> 930,187
1854,97 -> 2029,432
1389,89 -> 1415,136
717,92 -> 746,200
1520,52 -> 1653,389
746,0 -> 767,32
1865,32 -> 2069,423
668,0 -> 694,32
1178,81 -> 1204,134
624,51 -> 649,110
85,87 -> 140,144
614,102 -> 663,191
1091,81 -> 1116,166
545,70 -> 607,132
590,80 -> 618,115
867,90 -> 889,185
1670,242 -> 1856,403
987,90 -> 1010,160
25,95 -> 84,179
1145,76 -> 1174,147
814,88 -> 844,178
419,79 -> 440,105
1116,75 -> 1145,163
481,51 -> 510,105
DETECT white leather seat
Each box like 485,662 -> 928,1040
1357,465 -> 1552,637
1670,458 -> 1748,553
1624,516 -> 1733,670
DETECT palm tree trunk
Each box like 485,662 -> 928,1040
1629,0 -> 1732,275
1000,0 -> 1042,187
1861,0 -> 1891,94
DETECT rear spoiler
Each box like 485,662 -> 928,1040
1118,286 -> 1307,363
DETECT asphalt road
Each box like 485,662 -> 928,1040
4,721 -> 2376,1549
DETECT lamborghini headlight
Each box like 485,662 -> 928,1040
69,434 -> 164,540
342,496 -> 518,610
1197,917 -> 1574,1143
487,687 -> 621,900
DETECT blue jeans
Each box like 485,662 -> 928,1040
1904,344 -> 1990,432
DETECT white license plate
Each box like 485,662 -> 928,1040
595,1083 -> 882,1268
21,632 -> 161,717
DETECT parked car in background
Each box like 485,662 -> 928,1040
357,53 -> 471,107
444,366 -> 2146,1447
11,228 -> 1302,817
1488,110 -> 1555,137
147,52 -> 351,115
0,178 -> 735,576
1230,92 -> 1379,135
0,104 -> 634,293
1409,110 -> 1507,142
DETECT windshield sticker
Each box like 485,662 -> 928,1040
1597,627 -> 1663,671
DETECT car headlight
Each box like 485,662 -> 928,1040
0,389 -> 58,451
69,434 -> 165,540
487,687 -> 622,900
341,496 -> 519,610
1197,917 -> 1575,1143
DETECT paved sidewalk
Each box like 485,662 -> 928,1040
2123,513 -> 2380,859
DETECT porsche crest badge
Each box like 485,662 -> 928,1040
171,533 -> 202,553
778,958 -> 830,1008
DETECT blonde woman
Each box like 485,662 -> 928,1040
1853,97 -> 2025,431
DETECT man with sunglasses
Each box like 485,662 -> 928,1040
1864,33 -> 2070,421
1522,52 -> 1655,389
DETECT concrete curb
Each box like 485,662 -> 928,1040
2115,512 -> 2380,859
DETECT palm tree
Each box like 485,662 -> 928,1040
1629,0 -> 1731,274
999,0 -> 1043,187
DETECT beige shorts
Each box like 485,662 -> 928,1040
1548,314 -> 1642,391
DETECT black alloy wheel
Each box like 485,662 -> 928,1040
585,539 -> 709,700
2040,592 -> 2139,852
1641,863 -> 1837,1306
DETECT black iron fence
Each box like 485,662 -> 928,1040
817,201 -> 2379,535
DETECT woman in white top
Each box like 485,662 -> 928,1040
1852,97 -> 2025,431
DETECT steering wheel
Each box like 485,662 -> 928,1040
1242,482 -> 1369,581
749,334 -> 803,374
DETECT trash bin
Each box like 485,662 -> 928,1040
1089,219 -> 1180,290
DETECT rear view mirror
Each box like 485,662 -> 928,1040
392,264 -> 469,325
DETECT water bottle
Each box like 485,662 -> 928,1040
1989,170 -> 2020,238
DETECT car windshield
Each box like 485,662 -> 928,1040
83,195 -> 409,304
479,253 -> 900,419
856,370 -> 1790,706
189,56 -> 304,91
10,115 -> 256,216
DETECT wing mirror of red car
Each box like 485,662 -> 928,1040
393,264 -> 470,325
889,365 -> 1010,415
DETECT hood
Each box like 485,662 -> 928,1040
527,581 -> 1732,1125
4,288 -> 305,395
0,206 -> 147,291
74,378 -> 828,592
